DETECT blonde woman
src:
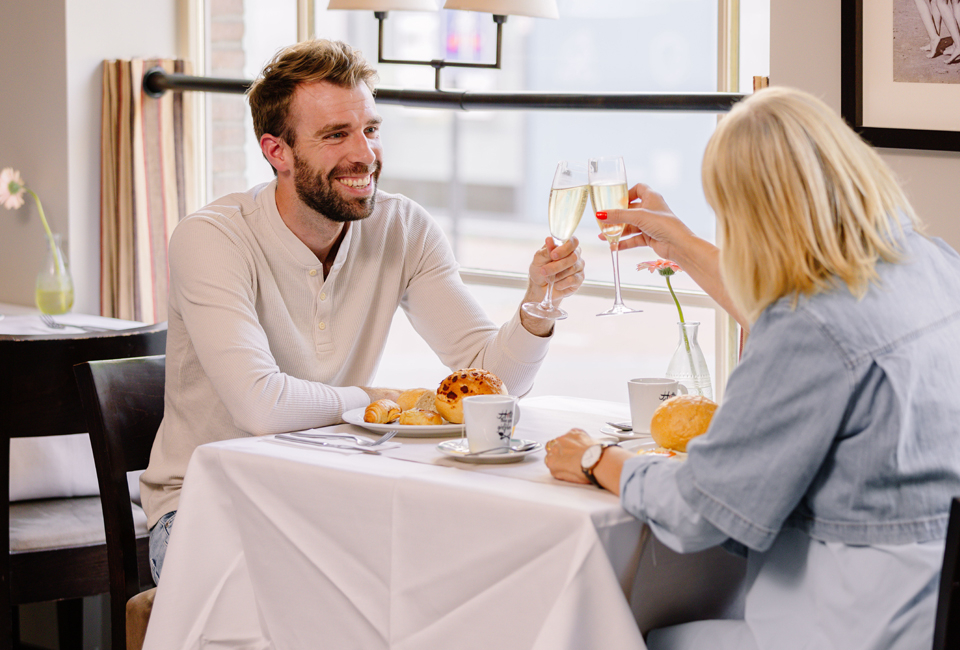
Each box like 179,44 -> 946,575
545,86 -> 960,649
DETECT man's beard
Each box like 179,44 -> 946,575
293,150 -> 380,223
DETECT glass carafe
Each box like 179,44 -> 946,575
35,233 -> 74,315
665,321 -> 712,399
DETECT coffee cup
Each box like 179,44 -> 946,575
628,378 -> 688,434
463,395 -> 521,453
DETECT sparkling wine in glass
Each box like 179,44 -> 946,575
588,156 -> 642,317
521,161 -> 588,320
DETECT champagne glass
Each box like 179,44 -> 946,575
588,156 -> 642,317
521,160 -> 588,320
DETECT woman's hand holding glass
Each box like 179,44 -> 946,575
601,183 -> 698,262
588,156 -> 642,316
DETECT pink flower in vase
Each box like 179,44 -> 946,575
1,168 -> 27,210
638,259 -> 685,323
639,259 -> 706,394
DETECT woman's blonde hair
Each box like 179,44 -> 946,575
701,86 -> 920,323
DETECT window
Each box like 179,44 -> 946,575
202,0 -> 769,401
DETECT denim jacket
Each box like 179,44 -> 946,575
637,222 -> 960,552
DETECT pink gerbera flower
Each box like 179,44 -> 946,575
637,259 -> 682,276
1,168 -> 26,210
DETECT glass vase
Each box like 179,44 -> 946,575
665,321 -> 713,400
35,233 -> 75,315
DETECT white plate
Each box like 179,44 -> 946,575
342,407 -> 463,438
437,438 -> 542,463
620,438 -> 687,459
599,425 -> 655,442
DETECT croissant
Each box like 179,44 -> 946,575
363,399 -> 401,424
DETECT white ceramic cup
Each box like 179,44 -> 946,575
463,395 -> 521,453
628,378 -> 688,434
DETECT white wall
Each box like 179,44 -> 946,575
0,0 -> 178,313
771,0 -> 960,250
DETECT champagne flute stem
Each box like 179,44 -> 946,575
609,243 -> 626,306
538,280 -> 556,310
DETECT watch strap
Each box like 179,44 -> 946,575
581,441 -> 618,488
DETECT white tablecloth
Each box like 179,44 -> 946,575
144,397 -> 745,650
1,304 -> 146,501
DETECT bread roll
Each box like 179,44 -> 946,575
397,388 -> 431,412
412,391 -> 437,412
398,408 -> 443,426
363,399 -> 401,424
649,394 -> 717,453
434,368 -> 507,424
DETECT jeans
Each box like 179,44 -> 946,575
148,510 -> 177,585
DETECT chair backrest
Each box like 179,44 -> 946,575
74,354 -> 165,650
933,497 -> 960,650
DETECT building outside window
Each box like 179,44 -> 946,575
202,0 -> 769,402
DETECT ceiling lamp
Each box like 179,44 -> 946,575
326,0 -> 438,10
442,0 -> 558,20
327,0 -> 559,89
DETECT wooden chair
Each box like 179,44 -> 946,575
933,497 -> 960,650
74,355 -> 165,650
0,323 -> 166,650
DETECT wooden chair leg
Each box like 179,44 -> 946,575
55,599 -> 83,650
9,605 -> 18,650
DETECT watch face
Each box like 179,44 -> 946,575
581,444 -> 602,471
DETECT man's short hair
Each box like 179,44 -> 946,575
247,39 -> 379,149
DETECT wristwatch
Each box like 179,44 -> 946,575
580,441 -> 619,488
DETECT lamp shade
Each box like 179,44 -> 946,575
327,0 -> 439,10
442,0 -> 558,19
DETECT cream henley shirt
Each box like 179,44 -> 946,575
141,181 -> 551,527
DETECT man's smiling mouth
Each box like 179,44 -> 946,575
337,175 -> 371,189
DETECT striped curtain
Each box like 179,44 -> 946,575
100,58 -> 197,322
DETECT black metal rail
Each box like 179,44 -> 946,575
142,67 -> 746,113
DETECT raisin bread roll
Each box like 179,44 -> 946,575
363,399 -> 401,424
434,368 -> 507,424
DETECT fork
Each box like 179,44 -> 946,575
39,314 -> 65,329
287,429 -> 399,447
39,314 -> 110,332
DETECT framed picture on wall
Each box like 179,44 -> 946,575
841,0 -> 960,151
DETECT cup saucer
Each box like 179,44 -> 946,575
437,438 -> 542,464
598,426 -> 654,442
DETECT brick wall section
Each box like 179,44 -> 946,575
209,0 -> 248,198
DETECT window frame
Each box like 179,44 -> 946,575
183,0 -> 745,401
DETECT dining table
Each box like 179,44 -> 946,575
143,395 -> 746,650
0,303 -> 147,502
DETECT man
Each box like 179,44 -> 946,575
141,39 -> 585,582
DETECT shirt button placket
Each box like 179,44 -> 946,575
310,268 -> 327,350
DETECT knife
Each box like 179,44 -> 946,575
274,434 -> 383,454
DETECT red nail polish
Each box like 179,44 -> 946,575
596,211 -> 607,220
